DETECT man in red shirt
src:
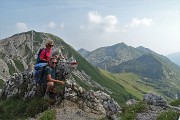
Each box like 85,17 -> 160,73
39,40 -> 54,63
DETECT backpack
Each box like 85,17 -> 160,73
36,48 -> 48,64
34,63 -> 51,84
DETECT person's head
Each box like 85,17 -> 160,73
49,57 -> 57,68
45,40 -> 54,49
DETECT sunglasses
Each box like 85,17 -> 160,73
49,44 -> 54,47
52,62 -> 57,64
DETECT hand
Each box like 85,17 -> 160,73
59,81 -> 65,85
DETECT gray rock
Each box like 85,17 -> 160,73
1,67 -> 121,119
143,92 -> 167,107
126,99 -> 138,105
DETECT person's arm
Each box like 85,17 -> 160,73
47,74 -> 64,85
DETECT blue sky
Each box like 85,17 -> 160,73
0,0 -> 179,55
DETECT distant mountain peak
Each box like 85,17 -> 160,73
77,48 -> 90,57
78,48 -> 89,52
113,42 -> 128,47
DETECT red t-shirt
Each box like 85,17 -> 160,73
40,48 -> 52,62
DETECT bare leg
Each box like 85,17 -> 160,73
46,82 -> 54,93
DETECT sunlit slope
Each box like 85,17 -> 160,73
100,69 -> 171,100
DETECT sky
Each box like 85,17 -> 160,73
0,0 -> 179,56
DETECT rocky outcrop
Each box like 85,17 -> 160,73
0,59 -> 10,81
1,69 -> 121,120
64,79 -> 121,119
135,93 -> 180,120
0,31 -> 34,81
136,105 -> 168,120
143,92 -> 167,107
79,43 -> 142,70
0,31 -> 58,81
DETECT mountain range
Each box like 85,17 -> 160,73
167,52 -> 180,67
78,43 -> 180,100
1,31 -> 180,120
0,31 -> 179,102
0,31 -> 134,104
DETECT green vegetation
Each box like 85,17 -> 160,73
100,69 -> 173,101
100,70 -> 153,100
7,63 -> 16,75
34,31 -> 44,44
14,59 -> 24,72
0,79 -> 4,89
169,99 -> 180,107
38,109 -> 56,120
0,96 -> 27,119
121,102 -> 148,120
0,96 -> 49,119
110,54 -> 164,79
73,75 -> 91,91
25,98 -> 49,117
156,110 -> 180,120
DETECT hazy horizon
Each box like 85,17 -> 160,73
0,0 -> 179,56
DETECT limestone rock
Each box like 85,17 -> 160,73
126,99 -> 138,106
143,92 -> 167,107
1,70 -> 121,119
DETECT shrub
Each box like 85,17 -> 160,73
0,96 -> 27,119
25,98 -> 49,117
169,99 -> 180,107
121,102 -> 147,120
7,63 -> 16,75
38,109 -> 56,120
156,110 -> 180,120
0,79 -> 4,89
13,59 -> 24,72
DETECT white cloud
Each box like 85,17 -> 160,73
47,22 -> 56,29
104,15 -> 119,32
88,11 -> 102,24
86,11 -> 120,32
44,22 -> 64,30
141,18 -> 153,26
129,17 -> 153,27
16,22 -> 28,32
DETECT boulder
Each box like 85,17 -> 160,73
143,92 -> 167,107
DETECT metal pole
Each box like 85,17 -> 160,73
31,30 -> 33,53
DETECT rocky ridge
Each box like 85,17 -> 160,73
0,32 -> 33,81
1,70 -> 180,120
1,68 -> 121,120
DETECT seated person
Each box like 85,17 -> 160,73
38,40 -> 54,63
44,57 -> 64,98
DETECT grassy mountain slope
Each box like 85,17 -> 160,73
100,69 -> 171,101
109,54 -> 164,79
136,47 -> 180,99
78,44 -> 180,100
